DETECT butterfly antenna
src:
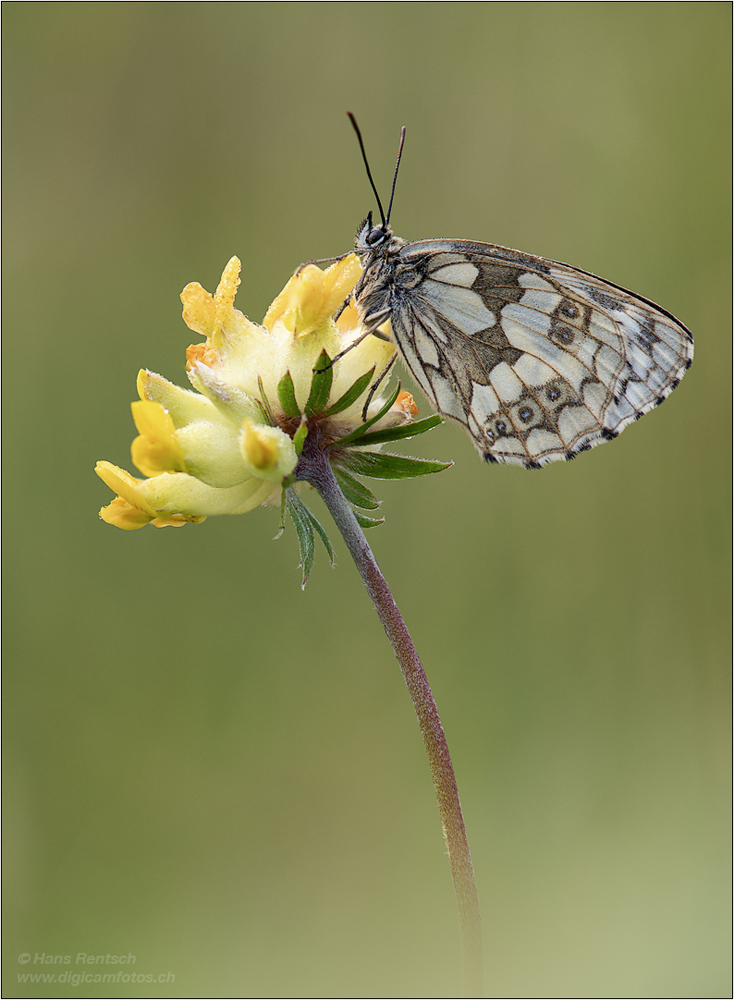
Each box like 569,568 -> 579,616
385,126 -> 406,228
347,112 -> 386,228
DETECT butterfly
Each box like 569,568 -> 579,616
345,115 -> 693,469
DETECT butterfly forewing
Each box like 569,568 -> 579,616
359,239 -> 693,467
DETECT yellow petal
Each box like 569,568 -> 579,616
240,420 -> 298,484
262,268 -> 311,334
99,496 -> 154,530
335,301 -> 360,334
150,514 -> 198,528
213,255 -> 257,343
213,256 -> 242,316
130,400 -> 186,477
181,257 -> 256,353
137,369 -> 220,426
181,282 -> 216,337
320,255 -> 363,318
96,461 -> 208,529
241,422 -> 279,471
95,461 -> 157,517
263,255 -> 362,337
96,462 -> 196,529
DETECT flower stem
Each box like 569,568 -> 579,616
297,436 -> 483,997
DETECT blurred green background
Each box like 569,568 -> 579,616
3,4 -> 730,997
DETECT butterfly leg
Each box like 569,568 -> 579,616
333,296 -> 350,322
296,252 -> 353,276
357,307 -> 392,338
361,352 -> 397,421
333,290 -> 391,327
314,307 -> 393,373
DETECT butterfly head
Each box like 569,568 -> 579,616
355,212 -> 403,257
355,212 -> 390,250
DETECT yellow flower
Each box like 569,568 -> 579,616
96,254 -> 412,529
263,256 -> 362,338
96,462 -> 199,529
240,420 -> 298,483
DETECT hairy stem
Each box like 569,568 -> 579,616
296,435 -> 483,996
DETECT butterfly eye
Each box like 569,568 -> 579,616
367,227 -> 387,246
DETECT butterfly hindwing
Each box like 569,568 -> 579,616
374,240 -> 693,467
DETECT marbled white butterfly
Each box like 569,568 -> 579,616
346,115 -> 693,469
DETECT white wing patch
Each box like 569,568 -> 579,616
430,263 -> 479,287
527,427 -> 565,454
414,329 -> 440,367
425,252 -> 469,270
489,361 -> 524,404
430,371 -> 467,421
420,281 -> 496,334
502,302 -> 552,340
505,318 -> 589,393
517,273 -> 562,317
470,381 -> 501,421
510,352 -> 557,387
557,404 -> 598,446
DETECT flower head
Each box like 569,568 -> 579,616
96,255 -> 432,532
